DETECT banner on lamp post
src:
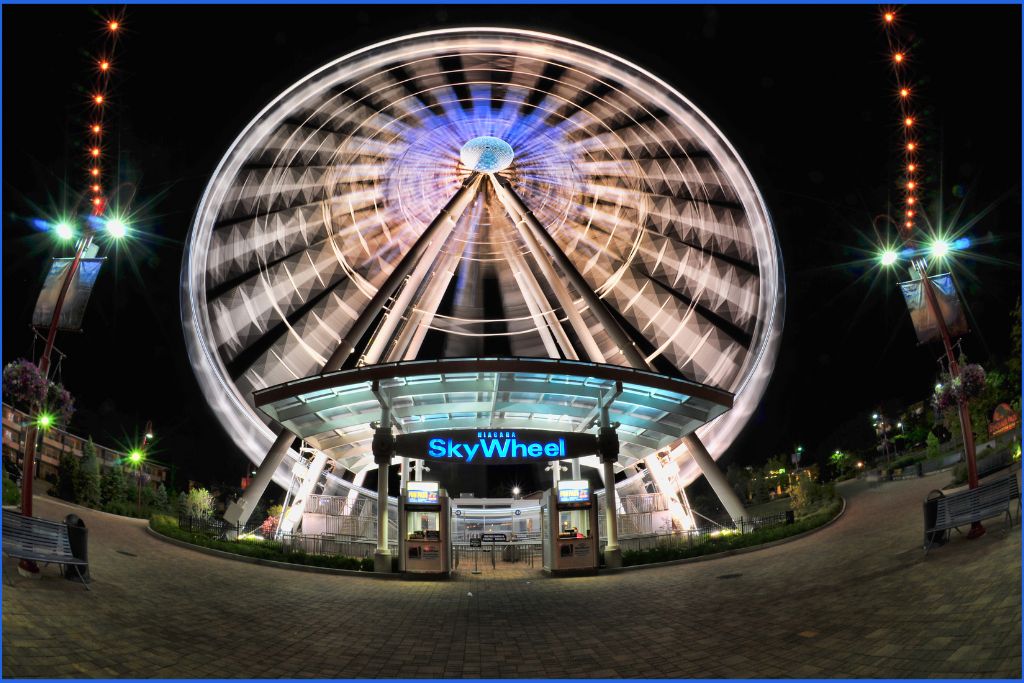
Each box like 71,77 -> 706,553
898,273 -> 969,345
32,258 -> 104,332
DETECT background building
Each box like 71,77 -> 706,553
2,403 -> 168,487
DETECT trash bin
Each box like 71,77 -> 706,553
64,514 -> 90,583
784,510 -> 795,525
922,491 -> 948,549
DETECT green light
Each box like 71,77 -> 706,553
106,217 -> 128,239
880,249 -> 898,267
128,450 -> 144,464
54,222 -> 74,241
37,413 -> 54,429
930,239 -> 950,259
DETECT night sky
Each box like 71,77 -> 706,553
3,5 -> 1020,498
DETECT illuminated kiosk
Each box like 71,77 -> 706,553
543,480 -> 600,574
181,29 -> 785,572
398,481 -> 451,576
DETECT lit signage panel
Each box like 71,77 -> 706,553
394,430 -> 597,465
407,481 -> 439,504
557,480 -> 590,504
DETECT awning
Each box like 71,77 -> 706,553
254,357 -> 733,474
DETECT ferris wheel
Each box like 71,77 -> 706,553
181,28 -> 784,505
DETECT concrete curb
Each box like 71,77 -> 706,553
145,525 -> 402,580
604,496 -> 847,573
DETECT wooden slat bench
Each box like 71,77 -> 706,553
2,509 -> 89,589
923,475 -> 1021,554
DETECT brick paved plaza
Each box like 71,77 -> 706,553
3,470 -> 1021,678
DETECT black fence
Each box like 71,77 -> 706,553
176,513 -> 396,558
617,511 -> 793,553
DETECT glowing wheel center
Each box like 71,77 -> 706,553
459,136 -> 514,172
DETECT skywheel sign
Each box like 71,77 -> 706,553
394,430 -> 598,465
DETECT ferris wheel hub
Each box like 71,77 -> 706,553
459,136 -> 514,172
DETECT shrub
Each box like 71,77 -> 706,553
789,477 -> 836,517
622,500 -> 842,567
185,488 -> 215,518
149,515 -> 373,570
3,473 -> 20,506
926,432 -> 941,460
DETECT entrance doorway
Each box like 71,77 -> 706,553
450,496 -> 543,578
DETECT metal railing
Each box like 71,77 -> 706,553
612,511 -> 793,554
177,514 -> 397,558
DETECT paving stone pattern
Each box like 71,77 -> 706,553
3,470 -> 1021,678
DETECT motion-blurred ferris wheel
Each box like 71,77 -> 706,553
182,28 -> 784,507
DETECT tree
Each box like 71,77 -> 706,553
55,450 -> 80,502
151,483 -> 170,513
100,464 -> 129,505
926,431 -> 941,460
75,439 -> 101,508
185,488 -> 214,518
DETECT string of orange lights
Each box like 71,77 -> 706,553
881,8 -> 921,238
85,11 -> 125,218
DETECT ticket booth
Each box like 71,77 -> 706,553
542,479 -> 599,574
399,481 -> 451,576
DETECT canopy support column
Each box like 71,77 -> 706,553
372,396 -> 395,573
598,392 -> 622,568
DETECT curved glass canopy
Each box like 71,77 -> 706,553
255,357 -> 732,474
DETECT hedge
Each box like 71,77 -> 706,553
621,499 -> 843,567
150,515 -> 375,572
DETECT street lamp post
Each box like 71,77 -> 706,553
19,218 -> 127,528
879,241 -> 984,538
911,256 -> 984,536
19,232 -> 91,520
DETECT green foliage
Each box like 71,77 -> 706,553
55,450 -> 80,502
149,515 -> 373,571
100,464 -> 129,505
75,439 -> 101,508
3,472 -> 20,506
185,488 -> 215,518
926,432 -> 941,460
621,500 -> 842,567
151,483 -> 170,513
951,463 -> 968,486
789,476 -> 836,516
267,504 -> 284,519
1009,298 -> 1021,400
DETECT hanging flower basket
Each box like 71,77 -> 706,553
957,363 -> 986,400
932,363 -> 987,411
2,359 -> 48,410
1,359 -> 76,426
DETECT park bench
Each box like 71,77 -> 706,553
1,509 -> 89,589
923,475 -> 1021,555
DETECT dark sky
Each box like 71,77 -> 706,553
3,5 -> 1020,495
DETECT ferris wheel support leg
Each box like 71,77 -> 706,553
224,429 -> 296,526
682,433 -> 748,526
489,174 -> 651,371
